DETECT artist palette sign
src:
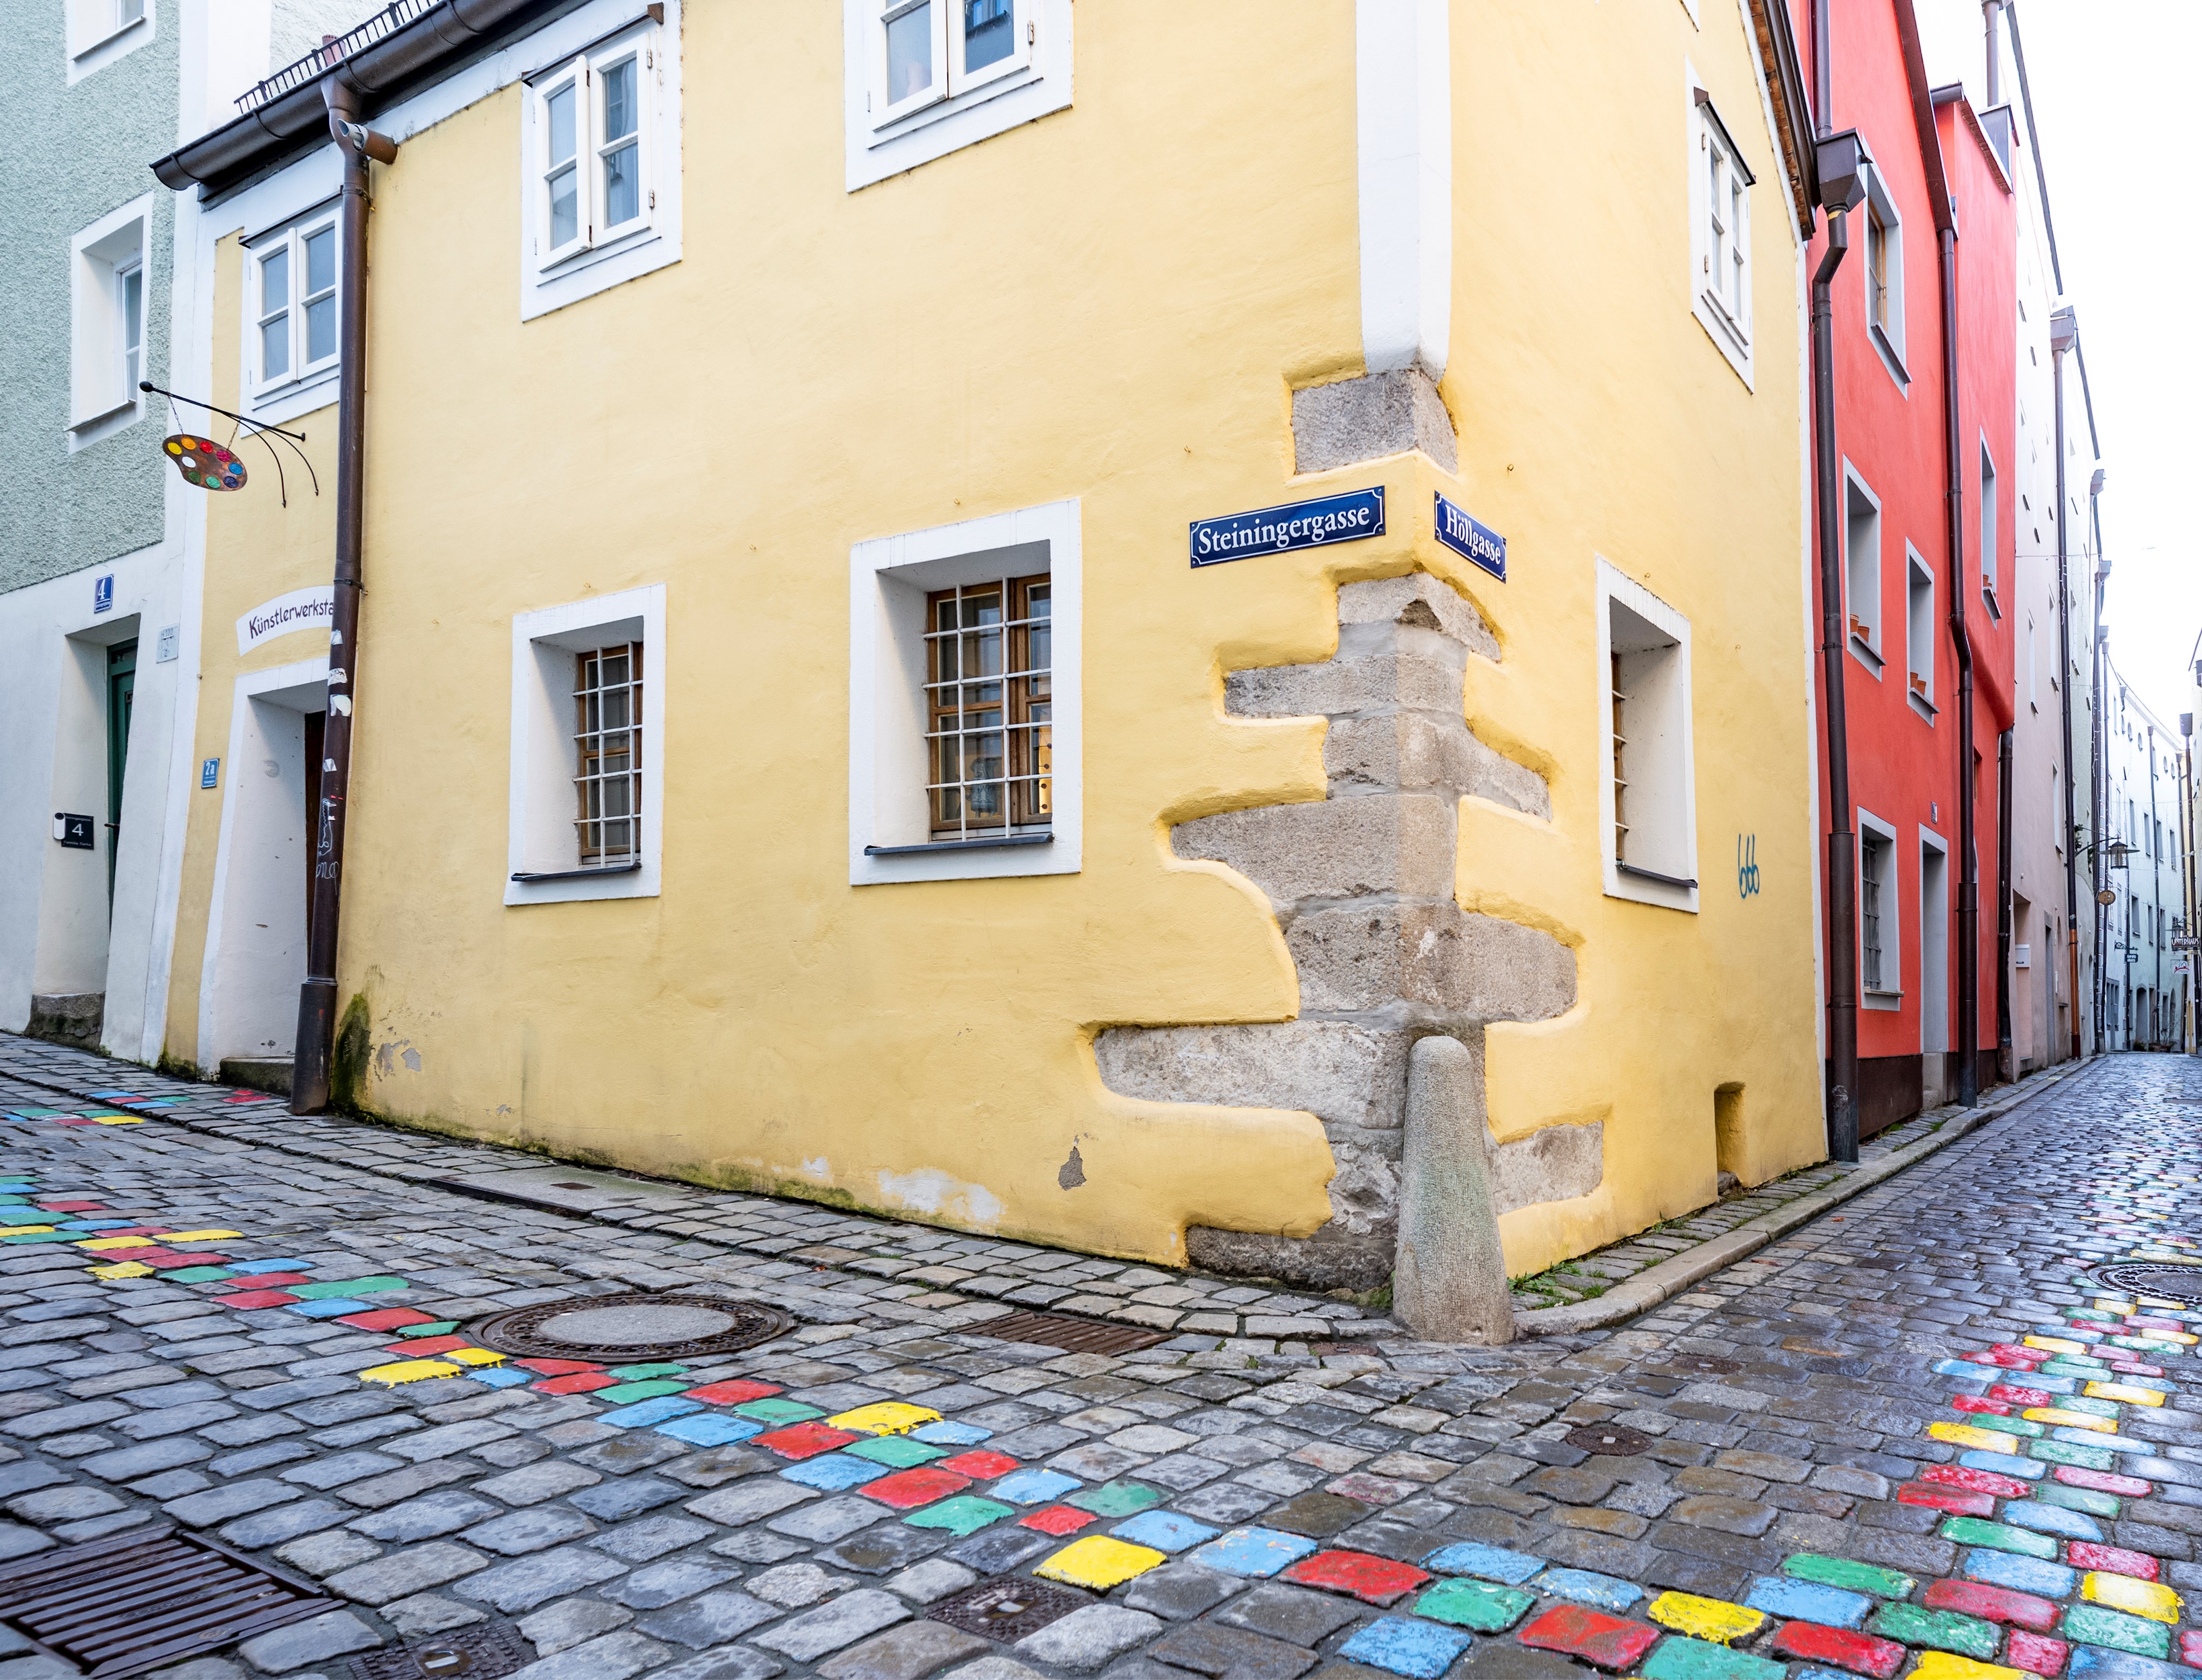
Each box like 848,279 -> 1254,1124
237,586 -> 335,654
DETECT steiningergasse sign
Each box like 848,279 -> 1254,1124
1189,488 -> 1385,567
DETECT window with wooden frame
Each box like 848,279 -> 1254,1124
573,641 -> 642,867
924,575 -> 1050,840
872,0 -> 1030,127
1599,559 -> 1696,911
1865,201 -> 1891,333
251,216 -> 338,394
532,26 -> 655,272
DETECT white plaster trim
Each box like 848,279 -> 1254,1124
194,653 -> 325,1071
68,194 -> 155,445
1597,556 -> 1699,915
504,584 -> 666,906
841,0 -> 1073,193
1355,0 -> 1451,380
849,498 -> 1081,885
67,0 -> 155,85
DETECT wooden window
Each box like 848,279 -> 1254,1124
1610,652 -> 1628,864
1861,832 -> 1887,992
574,641 -> 642,866
1865,201 -> 1892,335
925,574 -> 1050,839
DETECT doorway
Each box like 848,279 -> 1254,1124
1920,835 -> 1949,1100
105,639 -> 135,908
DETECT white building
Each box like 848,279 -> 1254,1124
2101,661 -> 2187,1050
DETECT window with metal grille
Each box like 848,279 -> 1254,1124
1861,832 -> 1888,992
574,642 -> 642,866
925,575 -> 1050,840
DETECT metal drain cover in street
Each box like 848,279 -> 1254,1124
470,1292 -> 795,1361
0,1525 -> 333,1678
1659,1354 -> 1741,1375
352,1625 -> 534,1678
967,1310 -> 1168,1355
928,1576 -> 1090,1643
1565,1423 -> 1655,1456
2097,1263 -> 2202,1305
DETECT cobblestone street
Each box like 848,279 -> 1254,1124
0,1040 -> 2198,1680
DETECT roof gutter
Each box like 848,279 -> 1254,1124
151,0 -> 543,196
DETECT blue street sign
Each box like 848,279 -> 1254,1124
93,575 -> 114,614
1190,487 -> 1384,568
1434,493 -> 1506,581
201,759 -> 220,789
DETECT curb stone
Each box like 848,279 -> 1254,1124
1510,1057 -> 2099,1338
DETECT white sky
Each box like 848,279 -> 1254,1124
1916,1 -> 2202,726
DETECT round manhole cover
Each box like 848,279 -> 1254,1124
1660,1354 -> 1741,1375
1565,1423 -> 1654,1456
2096,1264 -> 2202,1305
470,1291 -> 795,1361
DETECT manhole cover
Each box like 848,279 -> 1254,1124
0,1525 -> 333,1678
352,1626 -> 533,1679
2096,1263 -> 2202,1305
928,1576 -> 1090,1643
1566,1423 -> 1654,1456
470,1292 -> 794,1361
1659,1354 -> 1741,1375
968,1310 -> 1167,1356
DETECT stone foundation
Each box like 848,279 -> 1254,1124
1097,573 -> 1592,1291
26,993 -> 103,1053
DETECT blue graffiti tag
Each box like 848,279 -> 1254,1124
1737,834 -> 1761,898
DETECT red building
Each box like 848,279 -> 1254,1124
1796,0 -> 2017,1140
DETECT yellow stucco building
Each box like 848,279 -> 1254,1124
153,0 -> 1826,1298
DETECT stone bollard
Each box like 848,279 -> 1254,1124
1392,1035 -> 1514,1343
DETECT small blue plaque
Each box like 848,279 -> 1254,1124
93,575 -> 115,614
201,758 -> 220,790
1190,487 -> 1384,568
1434,493 -> 1506,581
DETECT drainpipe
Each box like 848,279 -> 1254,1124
292,83 -> 398,1116
1997,728 -> 2013,1078
1983,1 -> 2004,107
2050,306 -> 2079,1060
1941,223 -> 1978,1106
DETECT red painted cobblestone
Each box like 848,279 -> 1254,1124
1926,1464 -> 2036,1498
2057,1468 -> 2151,1497
1517,1605 -> 1662,1670
1925,1577 -> 2061,1631
2008,1631 -> 2070,1675
1901,1483 -> 1997,1517
2068,1543 -> 2158,1581
754,1422 -> 863,1461
1771,1620 -> 1908,1678
1280,1549 -> 1431,1606
860,1466 -> 972,1507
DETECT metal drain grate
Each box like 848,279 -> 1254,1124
2097,1263 -> 2202,1305
1565,1423 -> 1655,1457
352,1624 -> 534,1678
470,1292 -> 796,1361
928,1575 -> 1090,1642
966,1310 -> 1168,1355
0,1525 -> 333,1678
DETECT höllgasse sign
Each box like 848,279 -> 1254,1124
1434,492 -> 1506,581
1190,488 -> 1384,568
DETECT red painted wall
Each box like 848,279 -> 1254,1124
1796,0 -> 2018,1116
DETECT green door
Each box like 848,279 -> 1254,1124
106,640 -> 136,909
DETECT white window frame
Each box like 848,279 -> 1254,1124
519,12 -> 683,321
850,498 -> 1082,885
1688,70 -> 1754,386
1861,156 -> 1908,387
1858,810 -> 1901,1006
1598,557 -> 1698,914
506,583 -> 666,906
1979,437 -> 2000,614
244,209 -> 342,409
1843,463 -> 1883,674
67,196 -> 153,450
66,0 -> 153,82
843,0 -> 1072,192
1904,544 -> 1935,721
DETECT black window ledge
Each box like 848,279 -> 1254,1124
866,833 -> 1053,857
512,862 -> 643,883
1617,861 -> 1698,890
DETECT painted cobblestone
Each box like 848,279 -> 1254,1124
2,1039 -> 2202,1680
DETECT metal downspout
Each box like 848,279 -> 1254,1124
1941,224 -> 1978,1106
1998,728 -> 2013,1078
2050,309 -> 2079,1061
292,84 -> 397,1114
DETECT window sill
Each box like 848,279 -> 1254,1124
1907,688 -> 1938,723
866,832 -> 1053,857
1850,635 -> 1884,675
1615,861 -> 1697,891
1870,321 -> 1911,390
511,861 -> 642,883
71,14 -> 146,59
67,396 -> 140,434
1982,587 -> 2002,621
1862,988 -> 1904,1011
